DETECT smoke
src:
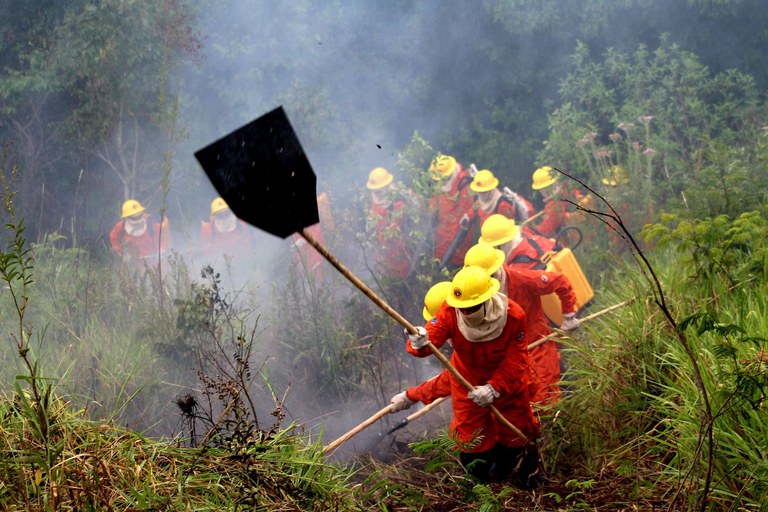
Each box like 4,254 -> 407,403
34,1 -> 587,444
7,0 -> 768,452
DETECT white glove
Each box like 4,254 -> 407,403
406,326 -> 430,350
560,312 -> 581,331
502,186 -> 519,201
467,384 -> 499,407
390,391 -> 416,413
459,213 -> 471,230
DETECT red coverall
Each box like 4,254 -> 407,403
503,265 -> 577,405
526,188 -> 588,238
407,299 -> 539,453
290,223 -> 327,281
109,215 -> 170,263
200,219 -> 253,260
405,370 -> 452,404
430,167 -> 475,266
369,198 -> 413,279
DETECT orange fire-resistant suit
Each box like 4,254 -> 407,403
368,197 -> 414,279
290,223 -> 327,281
405,370 -> 452,405
526,187 -> 590,238
407,299 -> 539,453
109,214 -> 171,264
200,219 -> 253,261
430,165 -> 475,267
502,264 -> 576,405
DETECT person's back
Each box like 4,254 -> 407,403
500,264 -> 578,405
507,233 -> 555,270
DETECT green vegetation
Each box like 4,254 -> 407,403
2,1 -> 768,510
3,147 -> 768,510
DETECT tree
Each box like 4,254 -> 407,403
0,0 -> 200,242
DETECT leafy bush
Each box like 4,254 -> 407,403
540,36 -> 768,230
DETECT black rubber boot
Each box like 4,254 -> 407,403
459,449 -> 496,483
489,445 -> 525,481
517,445 -> 545,489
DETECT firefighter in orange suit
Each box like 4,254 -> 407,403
109,199 -> 172,267
366,167 -> 418,280
200,197 -> 253,261
526,166 -> 591,238
464,244 -> 580,406
462,169 -> 533,229
405,266 -> 541,486
479,214 -> 555,270
428,155 -> 475,268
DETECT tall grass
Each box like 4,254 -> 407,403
553,239 -> 768,510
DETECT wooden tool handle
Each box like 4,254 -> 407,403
526,298 -> 634,351
324,404 -> 394,454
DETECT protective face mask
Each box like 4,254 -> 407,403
214,210 -> 237,232
441,169 -> 459,193
371,187 -> 392,207
541,182 -> 560,202
125,217 -> 147,236
461,303 -> 486,326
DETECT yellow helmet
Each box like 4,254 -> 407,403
121,199 -> 145,218
478,214 -> 520,246
422,281 -> 453,322
446,265 -> 500,309
602,165 -> 629,186
366,167 -> 394,190
211,197 -> 230,215
429,155 -> 457,181
470,169 -> 499,193
464,243 -> 506,275
531,166 -> 559,190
